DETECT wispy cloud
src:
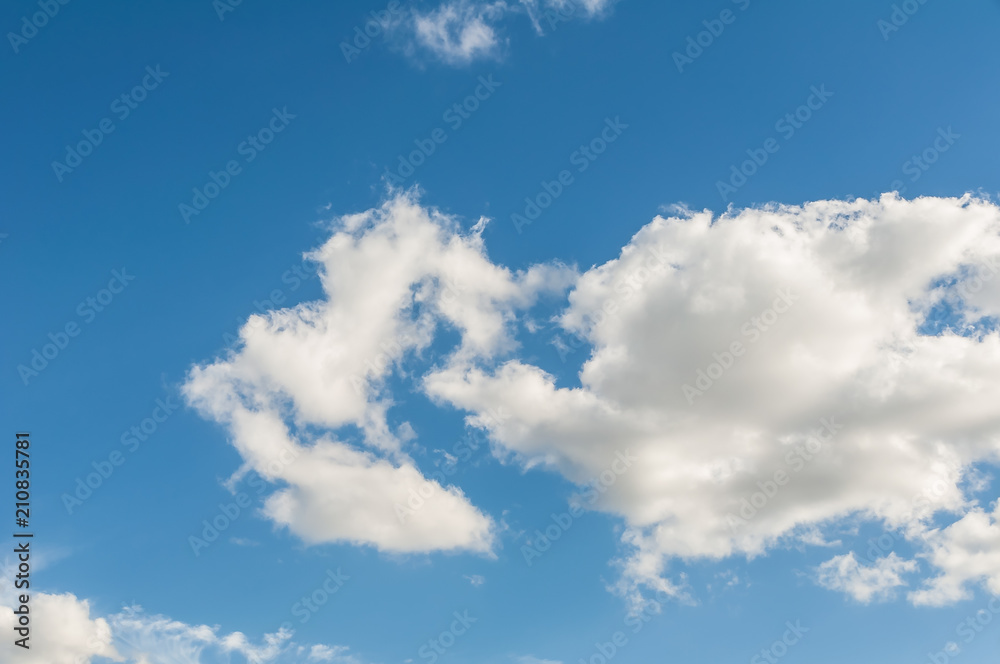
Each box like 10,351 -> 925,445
386,0 -> 621,65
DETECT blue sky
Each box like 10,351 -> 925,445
3,1 -> 1000,663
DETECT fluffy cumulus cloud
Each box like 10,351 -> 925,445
0,573 -> 361,664
392,0 -> 619,64
185,190 -> 1000,608
0,582 -> 120,664
427,194 -> 1000,606
183,190 -> 573,555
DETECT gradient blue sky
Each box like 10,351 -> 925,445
3,1 -> 1000,663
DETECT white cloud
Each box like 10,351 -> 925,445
111,608 -> 364,664
530,0 -> 616,20
0,584 -> 121,664
111,608 -> 218,664
183,189 -> 573,555
515,656 -> 563,664
395,0 -> 620,65
0,573 -> 364,664
418,193 -> 1000,607
816,552 -> 918,603
307,644 -> 358,662
910,500 -> 1000,606
412,0 -> 508,65
186,190 -> 1000,607
230,536 -> 260,547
